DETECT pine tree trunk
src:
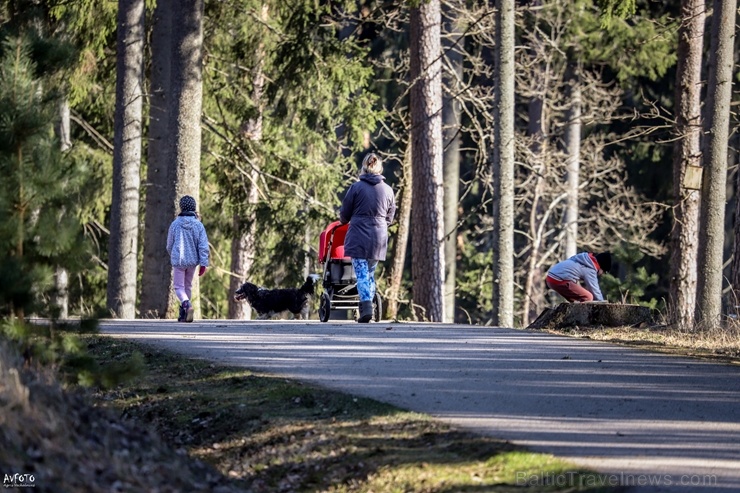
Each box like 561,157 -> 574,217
522,95 -> 546,327
669,0 -> 704,330
140,0 -> 174,318
696,0 -> 736,327
107,0 -> 144,319
410,0 -> 445,322
169,0 -> 205,319
228,4 -> 267,320
732,131 -> 740,310
491,0 -> 516,327
386,145 -> 412,320
442,1 -> 462,323
563,64 -> 581,259
55,99 -> 71,319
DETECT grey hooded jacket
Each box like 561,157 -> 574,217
339,173 -> 396,261
547,252 -> 604,301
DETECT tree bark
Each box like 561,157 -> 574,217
522,94 -> 546,327
491,0 -> 516,327
107,0 -> 144,319
695,0 -> 736,327
229,11 -> 266,319
387,145 -> 412,320
670,0 -> 704,330
563,63 -> 582,259
169,0 -> 205,319
54,98 -> 71,319
410,0 -> 445,322
140,0 -> 174,318
442,0 -> 463,323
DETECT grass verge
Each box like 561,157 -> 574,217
543,325 -> 740,365
83,334 -> 619,492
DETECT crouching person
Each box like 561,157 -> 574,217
546,252 -> 611,303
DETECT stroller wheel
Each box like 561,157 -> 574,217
319,293 -> 331,322
373,292 -> 383,322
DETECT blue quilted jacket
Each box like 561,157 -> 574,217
166,215 -> 210,268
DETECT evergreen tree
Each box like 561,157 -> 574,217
198,0 -> 380,317
0,35 -> 88,319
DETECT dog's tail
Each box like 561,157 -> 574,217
301,274 -> 320,295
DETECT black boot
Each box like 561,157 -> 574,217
358,301 -> 373,323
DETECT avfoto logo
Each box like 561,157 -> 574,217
3,473 -> 35,488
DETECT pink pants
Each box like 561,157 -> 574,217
173,266 -> 197,303
546,276 -> 593,303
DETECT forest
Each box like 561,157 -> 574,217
0,0 -> 738,328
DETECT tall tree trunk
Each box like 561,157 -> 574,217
492,0 -> 516,327
563,63 -> 582,259
387,145 -> 412,320
522,95 -> 546,327
107,0 -> 144,319
732,130 -> 740,308
54,98 -> 71,319
521,3 -> 548,327
229,17 -> 266,319
140,0 -> 173,318
696,0 -> 736,327
442,0 -> 462,323
169,0 -> 205,319
410,0 -> 445,322
669,0 -> 704,330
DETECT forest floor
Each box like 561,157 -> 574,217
0,334 -> 618,493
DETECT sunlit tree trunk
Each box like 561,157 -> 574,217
696,0 -> 736,327
669,0 -> 704,330
410,0 -> 445,322
563,63 -> 582,259
107,0 -> 144,319
442,0 -> 463,323
492,0 -> 515,327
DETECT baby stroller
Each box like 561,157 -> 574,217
317,221 -> 382,322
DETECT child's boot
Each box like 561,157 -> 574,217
182,300 -> 194,323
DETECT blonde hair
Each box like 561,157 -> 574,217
361,153 -> 383,175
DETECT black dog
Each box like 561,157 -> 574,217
234,275 -> 319,320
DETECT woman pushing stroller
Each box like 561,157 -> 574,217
339,153 -> 397,323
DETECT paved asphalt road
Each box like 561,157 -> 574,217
101,320 -> 740,493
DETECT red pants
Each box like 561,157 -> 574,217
546,276 -> 593,303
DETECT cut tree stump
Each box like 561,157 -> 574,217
527,302 -> 652,330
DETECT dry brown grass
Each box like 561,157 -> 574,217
547,323 -> 740,363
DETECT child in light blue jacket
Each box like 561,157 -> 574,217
166,196 -> 210,322
546,252 -> 611,302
